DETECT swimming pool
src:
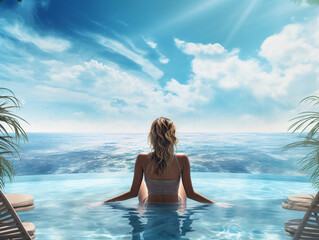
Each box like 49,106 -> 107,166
4,172 -> 313,239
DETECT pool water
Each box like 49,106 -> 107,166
4,172 -> 314,240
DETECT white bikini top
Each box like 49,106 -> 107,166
144,155 -> 181,195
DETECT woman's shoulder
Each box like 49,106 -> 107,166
175,153 -> 190,170
176,153 -> 189,162
136,152 -> 151,163
176,153 -> 188,157
137,152 -> 151,158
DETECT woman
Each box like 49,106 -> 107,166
103,117 -> 214,204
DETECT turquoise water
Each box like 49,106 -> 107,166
14,133 -> 304,175
3,133 -> 314,239
4,173 -> 314,240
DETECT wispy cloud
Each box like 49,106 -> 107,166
96,36 -> 163,79
143,37 -> 170,64
2,20 -> 71,52
144,38 -> 157,49
159,55 -> 170,64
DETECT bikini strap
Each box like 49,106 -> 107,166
175,155 -> 181,173
146,154 -> 181,173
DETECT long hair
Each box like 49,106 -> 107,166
148,117 -> 178,175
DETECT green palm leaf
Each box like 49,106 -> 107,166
291,0 -> 319,6
284,95 -> 319,189
0,88 -> 28,189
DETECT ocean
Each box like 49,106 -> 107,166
14,132 -> 305,176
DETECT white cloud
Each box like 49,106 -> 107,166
81,60 -> 154,99
159,55 -> 170,64
97,36 -> 163,80
174,16 -> 319,101
0,62 -> 35,81
42,59 -> 207,114
46,61 -> 85,87
142,37 -> 170,64
259,22 -> 319,68
143,37 -> 170,64
175,38 -> 279,97
2,21 -> 71,52
164,78 -> 210,110
43,60 -> 151,111
175,38 -> 226,55
144,38 -> 157,49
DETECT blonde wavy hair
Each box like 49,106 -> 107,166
148,117 -> 178,175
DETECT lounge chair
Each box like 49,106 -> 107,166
292,192 -> 319,240
5,193 -> 34,212
0,190 -> 35,240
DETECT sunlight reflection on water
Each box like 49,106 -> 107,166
4,172 -> 313,239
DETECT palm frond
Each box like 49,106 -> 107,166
291,0 -> 319,6
284,95 -> 319,189
300,96 -> 319,106
0,155 -> 14,188
0,88 -> 28,189
282,139 -> 319,151
288,112 -> 319,139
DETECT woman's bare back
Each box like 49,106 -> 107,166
139,153 -> 183,203
143,153 -> 181,180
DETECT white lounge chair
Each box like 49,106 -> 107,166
0,190 -> 35,240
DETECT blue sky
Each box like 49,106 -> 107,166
1,0 -> 319,132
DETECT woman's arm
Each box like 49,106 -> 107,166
180,154 -> 215,204
104,154 -> 144,203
